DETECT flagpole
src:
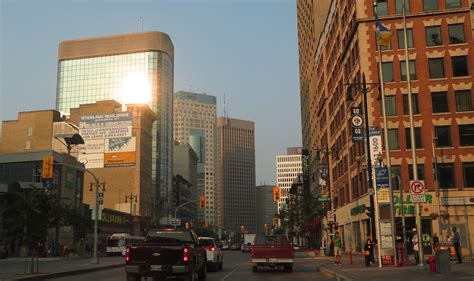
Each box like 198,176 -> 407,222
373,2 -> 398,267
402,0 -> 425,269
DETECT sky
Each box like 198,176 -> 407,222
0,0 -> 301,184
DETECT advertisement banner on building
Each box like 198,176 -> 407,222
350,107 -> 364,142
78,153 -> 104,169
375,167 -> 390,204
104,151 -> 136,167
79,112 -> 133,128
79,139 -> 105,154
79,126 -> 132,140
369,127 -> 382,168
106,137 -> 136,152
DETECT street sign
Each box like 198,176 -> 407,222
171,218 -> 181,226
317,197 -> 331,203
377,188 -> 390,203
98,192 -> 104,205
410,180 -> 426,203
350,107 -> 364,143
376,167 -> 390,203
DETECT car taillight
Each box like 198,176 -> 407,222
250,247 -> 254,256
125,247 -> 131,263
183,247 -> 190,262
206,246 -> 215,251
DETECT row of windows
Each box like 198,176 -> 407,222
387,124 -> 474,150
382,55 -> 469,83
376,0 -> 462,16
383,90 -> 473,117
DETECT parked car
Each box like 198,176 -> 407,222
230,243 -> 241,251
124,228 -> 207,281
220,241 -> 230,251
199,237 -> 223,271
251,234 -> 294,272
0,243 -> 8,259
241,243 -> 251,253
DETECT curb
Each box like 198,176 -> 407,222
316,265 -> 354,281
2,263 -> 124,281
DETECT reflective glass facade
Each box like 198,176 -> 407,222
56,51 -> 174,216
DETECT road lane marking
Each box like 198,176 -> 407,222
221,268 -> 237,281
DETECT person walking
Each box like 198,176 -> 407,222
364,234 -> 373,267
412,228 -> 420,265
452,226 -> 462,264
333,232 -> 342,265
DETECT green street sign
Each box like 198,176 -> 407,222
317,198 -> 331,203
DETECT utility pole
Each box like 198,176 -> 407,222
125,193 -> 138,234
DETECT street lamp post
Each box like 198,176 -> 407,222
125,193 -> 138,234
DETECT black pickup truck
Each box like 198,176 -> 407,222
124,228 -> 207,281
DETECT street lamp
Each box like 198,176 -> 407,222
53,133 -> 84,155
125,193 -> 138,234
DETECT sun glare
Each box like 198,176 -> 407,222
121,73 -> 151,105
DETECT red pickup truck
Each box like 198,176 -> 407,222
250,234 -> 294,272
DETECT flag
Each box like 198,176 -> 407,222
375,14 -> 392,47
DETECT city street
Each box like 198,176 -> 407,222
48,252 -> 331,281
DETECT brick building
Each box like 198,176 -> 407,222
297,0 -> 474,257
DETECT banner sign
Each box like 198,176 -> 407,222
350,107 -> 364,142
375,167 -> 390,204
78,153 -> 104,169
442,197 -> 474,206
79,112 -> 132,128
369,127 -> 382,168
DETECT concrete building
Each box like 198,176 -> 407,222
216,117 -> 256,233
297,0 -> 474,257
55,31 -> 174,219
67,100 -> 156,220
173,143 -> 198,226
256,185 -> 278,234
174,91 -> 217,226
276,147 -> 303,211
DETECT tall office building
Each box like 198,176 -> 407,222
256,185 -> 278,234
276,147 -> 302,211
174,91 -> 217,226
55,31 -> 174,218
216,117 -> 256,233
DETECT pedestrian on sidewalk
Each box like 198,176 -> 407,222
452,226 -> 462,264
412,228 -> 420,265
333,232 -> 342,265
364,234 -> 373,267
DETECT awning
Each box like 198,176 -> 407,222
16,181 -> 44,190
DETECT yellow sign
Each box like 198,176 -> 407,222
42,156 -> 54,179
377,188 -> 390,203
104,152 -> 136,167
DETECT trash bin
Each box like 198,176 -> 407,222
435,249 -> 451,275
428,255 -> 436,273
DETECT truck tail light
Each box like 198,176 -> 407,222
250,247 -> 254,256
205,246 -> 215,251
183,247 -> 190,262
125,247 -> 131,264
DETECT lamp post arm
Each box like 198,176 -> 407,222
174,201 -> 196,219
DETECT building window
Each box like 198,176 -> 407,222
463,163 -> 474,188
438,164 -> 455,188
384,96 -> 397,116
400,60 -> 417,81
397,29 -> 413,48
382,62 -> 394,82
459,125 -> 474,146
423,0 -> 439,11
455,90 -> 473,112
396,0 -> 410,14
405,127 -> 423,149
435,126 -> 452,147
446,0 -> 462,8
452,56 -> 469,77
429,58 -> 445,79
25,140 -> 31,150
27,127 -> 33,136
448,24 -> 465,44
403,94 -> 420,115
431,92 -> 449,113
426,26 -> 442,46
388,128 -> 399,150
376,0 -> 388,16
409,164 -> 425,180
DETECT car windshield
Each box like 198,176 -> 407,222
146,231 -> 194,244
255,236 -> 289,245
199,239 -> 215,247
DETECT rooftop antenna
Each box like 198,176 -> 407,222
223,94 -> 227,117
139,16 -> 144,31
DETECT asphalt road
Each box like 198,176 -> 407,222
48,251 -> 331,281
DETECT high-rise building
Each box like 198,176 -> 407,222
173,91 -> 216,226
55,31 -> 174,218
276,147 -> 302,211
256,185 -> 278,234
298,0 -> 474,257
216,117 -> 256,233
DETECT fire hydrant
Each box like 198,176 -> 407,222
428,255 -> 436,273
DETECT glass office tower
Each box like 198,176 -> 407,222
56,32 -> 174,218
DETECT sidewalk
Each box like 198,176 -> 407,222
313,252 -> 474,281
0,255 -> 124,281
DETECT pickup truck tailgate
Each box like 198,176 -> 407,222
130,243 -> 184,265
252,245 -> 293,259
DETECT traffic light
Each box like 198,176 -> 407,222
199,195 -> 205,209
273,187 -> 280,202
42,156 -> 54,179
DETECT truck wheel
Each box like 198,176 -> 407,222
126,273 -> 140,281
198,262 -> 207,281
219,261 -> 223,270
283,265 -> 293,272
186,267 -> 195,281
252,266 -> 258,273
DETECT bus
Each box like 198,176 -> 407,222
106,233 -> 144,256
